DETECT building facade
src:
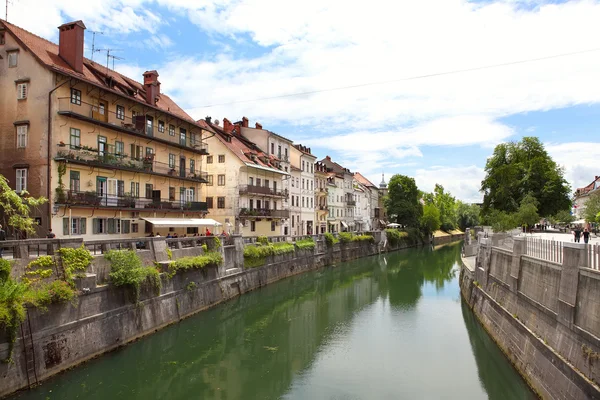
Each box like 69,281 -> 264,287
0,20 -> 210,239
354,172 -> 380,231
291,144 -> 316,235
314,162 -> 329,234
573,176 -> 600,220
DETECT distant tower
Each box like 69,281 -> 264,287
379,173 -> 387,189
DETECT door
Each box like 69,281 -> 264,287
98,136 -> 107,156
106,178 -> 118,206
180,157 -> 186,178
96,177 -> 107,206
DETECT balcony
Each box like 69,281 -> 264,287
346,200 -> 356,206
55,147 -> 208,184
238,208 -> 290,218
317,205 -> 328,211
316,187 -> 328,195
57,190 -> 208,212
239,185 -> 287,198
57,98 -> 209,156
277,153 -> 289,162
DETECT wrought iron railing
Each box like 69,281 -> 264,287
238,208 -> 290,218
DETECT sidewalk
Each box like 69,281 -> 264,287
514,230 -> 600,245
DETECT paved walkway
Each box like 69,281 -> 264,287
461,255 -> 476,272
513,230 -> 600,245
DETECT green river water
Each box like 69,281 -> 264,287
12,242 -> 535,399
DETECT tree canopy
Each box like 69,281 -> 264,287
480,137 -> 571,217
583,192 -> 600,223
0,174 -> 47,236
422,184 -> 457,231
384,174 -> 422,228
421,203 -> 441,234
456,201 -> 481,231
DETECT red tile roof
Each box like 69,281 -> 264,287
1,19 -> 197,125
354,172 -> 376,188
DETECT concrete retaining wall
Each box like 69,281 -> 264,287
0,232 -> 456,397
461,237 -> 600,400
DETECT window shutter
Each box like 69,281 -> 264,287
107,219 -> 115,234
63,218 -> 69,236
80,218 -> 87,235
93,218 -> 99,234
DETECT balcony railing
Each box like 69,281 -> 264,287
277,153 -> 289,162
57,97 -> 209,155
346,200 -> 356,206
56,190 -> 208,212
55,147 -> 208,183
316,188 -> 328,195
238,185 -> 287,197
238,208 -> 290,218
317,205 -> 328,211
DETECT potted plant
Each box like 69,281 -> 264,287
58,141 -> 66,147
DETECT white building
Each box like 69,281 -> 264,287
291,144 -> 317,235
573,176 -> 600,219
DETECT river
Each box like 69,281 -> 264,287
11,242 -> 535,399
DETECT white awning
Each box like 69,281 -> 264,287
141,218 -> 222,228
341,221 -> 348,228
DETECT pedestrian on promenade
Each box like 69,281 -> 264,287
46,228 -> 56,238
574,227 -> 581,243
583,228 -> 590,244
0,224 -> 6,258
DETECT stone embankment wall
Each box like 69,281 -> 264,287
0,230 -> 455,397
460,235 -> 600,400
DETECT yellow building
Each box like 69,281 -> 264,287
200,118 -> 290,237
0,20 -> 210,239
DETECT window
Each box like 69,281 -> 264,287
158,120 -> 165,133
291,196 -> 294,207
206,175 -> 213,186
206,197 -> 214,208
131,144 -> 143,160
169,154 -> 175,168
278,145 -> 281,157
256,178 -> 261,187
17,83 -> 27,100
8,51 -> 18,68
302,197 -> 305,207
302,179 -> 305,189
169,124 -> 175,136
131,182 -> 139,197
302,161 -> 305,171
250,221 -> 256,232
132,223 -> 139,233
218,174 -> 225,186
249,199 -> 254,210
70,171 -> 80,192
190,159 -> 195,174
217,196 -> 225,208
115,141 -> 124,156
70,128 -> 80,149
145,184 -> 153,199
271,143 -> 275,154
284,148 -> 288,159
132,110 -> 137,118
70,88 -> 81,105
16,169 -> 27,193
186,188 -> 195,202
16,125 -> 27,148
116,105 -> 125,120
122,220 -> 131,234
0,32 -> 4,45
218,154 -> 225,163
97,136 -> 107,156
249,177 -> 254,186
265,200 -> 270,209
206,155 -> 213,164
146,147 -> 154,156
169,187 -> 175,201
71,218 -> 87,235
271,221 -> 276,231
146,116 -> 153,136
265,179 -> 269,188
180,128 -> 187,146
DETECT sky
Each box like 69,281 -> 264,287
6,0 -> 600,203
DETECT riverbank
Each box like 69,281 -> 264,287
460,234 -> 600,400
0,232 -> 463,398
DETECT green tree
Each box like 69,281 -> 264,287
480,137 -> 571,217
486,209 -> 516,233
384,174 -> 422,228
515,193 -> 540,228
582,192 -> 600,223
455,201 -> 481,231
421,203 -> 441,234
553,209 -> 575,224
0,174 -> 47,236
423,184 -> 457,231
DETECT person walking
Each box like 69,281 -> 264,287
583,228 -> 590,244
46,228 -> 56,238
0,224 -> 6,258
574,227 -> 582,243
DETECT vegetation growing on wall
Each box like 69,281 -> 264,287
244,242 -> 296,268
58,245 -> 93,283
295,237 -> 316,250
165,252 -> 223,279
105,250 -> 161,304
324,232 -> 339,247
0,260 -> 27,363
338,232 -> 374,244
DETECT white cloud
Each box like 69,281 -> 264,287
414,166 -> 486,204
546,142 -> 600,193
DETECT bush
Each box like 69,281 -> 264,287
58,245 -> 93,283
201,243 -> 208,253
166,252 -> 223,278
166,248 -> 173,260
385,229 -> 406,246
0,259 -> 11,283
353,234 -> 375,243
257,236 -> 269,245
24,280 -> 77,311
243,242 -> 295,268
338,232 -> 353,243
0,277 -> 28,363
324,232 -> 339,247
105,250 -> 161,303
27,255 -> 55,271
295,237 -> 316,250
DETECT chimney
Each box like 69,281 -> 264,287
255,122 -> 262,130
143,71 -> 160,105
223,118 -> 233,134
242,117 -> 249,128
58,20 -> 86,74
205,116 -> 212,124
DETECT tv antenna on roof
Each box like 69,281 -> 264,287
88,30 -> 104,61
108,54 -> 125,70
94,48 -> 122,70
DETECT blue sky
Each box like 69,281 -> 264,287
9,0 -> 600,202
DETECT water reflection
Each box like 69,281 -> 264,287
12,242 -> 532,400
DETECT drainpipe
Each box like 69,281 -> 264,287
47,77 -> 70,232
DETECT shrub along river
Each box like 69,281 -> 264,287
11,241 -> 535,399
